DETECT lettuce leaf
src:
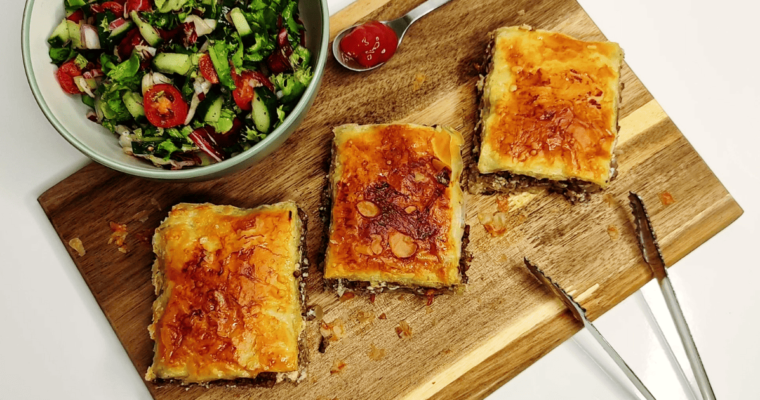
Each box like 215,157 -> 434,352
272,66 -> 312,103
244,32 -> 275,63
281,0 -> 302,36
107,53 -> 140,82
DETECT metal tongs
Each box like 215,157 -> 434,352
522,192 -> 716,400
628,191 -> 716,400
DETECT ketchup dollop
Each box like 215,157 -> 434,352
339,21 -> 398,68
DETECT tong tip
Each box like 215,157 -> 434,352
628,191 -> 668,278
523,258 -> 587,322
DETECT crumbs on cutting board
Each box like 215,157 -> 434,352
413,73 -> 426,91
659,191 -> 676,206
479,211 -> 509,236
607,225 -> 620,240
395,320 -> 413,338
330,359 -> 347,374
368,344 -> 386,361
108,221 -> 129,253
68,238 -> 86,257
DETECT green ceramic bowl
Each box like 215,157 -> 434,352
22,0 -> 329,181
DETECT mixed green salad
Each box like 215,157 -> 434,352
48,0 -> 313,169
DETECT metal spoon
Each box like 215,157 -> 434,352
332,0 -> 454,71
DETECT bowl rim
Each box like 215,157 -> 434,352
21,0 -> 329,180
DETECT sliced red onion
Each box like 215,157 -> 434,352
86,109 -> 98,122
243,70 -> 275,91
80,24 -> 101,49
276,28 -> 294,57
183,15 -> 215,37
141,72 -> 172,95
142,155 -> 190,168
134,44 -> 157,60
193,75 -> 211,95
198,39 -> 210,53
189,128 -> 225,162
114,125 -> 131,135
83,68 -> 104,79
116,127 -> 133,154
108,18 -> 127,32
184,93 -> 201,125
248,79 -> 263,89
73,76 -> 95,97
168,159 -> 197,170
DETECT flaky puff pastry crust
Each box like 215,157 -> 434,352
478,26 -> 623,187
325,124 -> 466,288
146,202 -> 304,384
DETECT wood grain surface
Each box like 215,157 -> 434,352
38,0 -> 742,399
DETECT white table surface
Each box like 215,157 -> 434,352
1,0 -> 758,399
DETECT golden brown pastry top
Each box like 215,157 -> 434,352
146,202 -> 303,384
325,124 -> 465,288
478,26 -> 623,187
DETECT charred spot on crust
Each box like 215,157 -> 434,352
362,182 -> 443,243
435,167 -> 451,186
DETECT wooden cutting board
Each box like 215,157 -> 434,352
38,0 -> 743,399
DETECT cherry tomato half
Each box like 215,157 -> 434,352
125,0 -> 151,14
339,21 -> 398,68
91,1 -> 124,15
66,9 -> 84,23
198,54 -> 219,84
231,68 -> 274,110
56,59 -> 83,95
143,84 -> 188,128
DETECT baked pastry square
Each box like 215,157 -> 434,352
324,124 -> 469,294
470,26 -> 623,202
145,202 -> 307,385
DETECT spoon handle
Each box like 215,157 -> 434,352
403,0 -> 454,25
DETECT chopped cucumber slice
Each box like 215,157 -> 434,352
156,0 -> 189,13
48,19 -> 70,47
252,87 -> 277,134
203,94 -> 224,124
122,91 -> 146,120
82,94 -> 95,108
109,21 -> 134,40
67,20 -> 82,49
195,91 -> 221,122
152,53 -> 193,75
230,8 -> 252,38
130,11 -> 162,46
65,0 -> 87,9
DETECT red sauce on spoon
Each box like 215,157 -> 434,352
339,21 -> 398,68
